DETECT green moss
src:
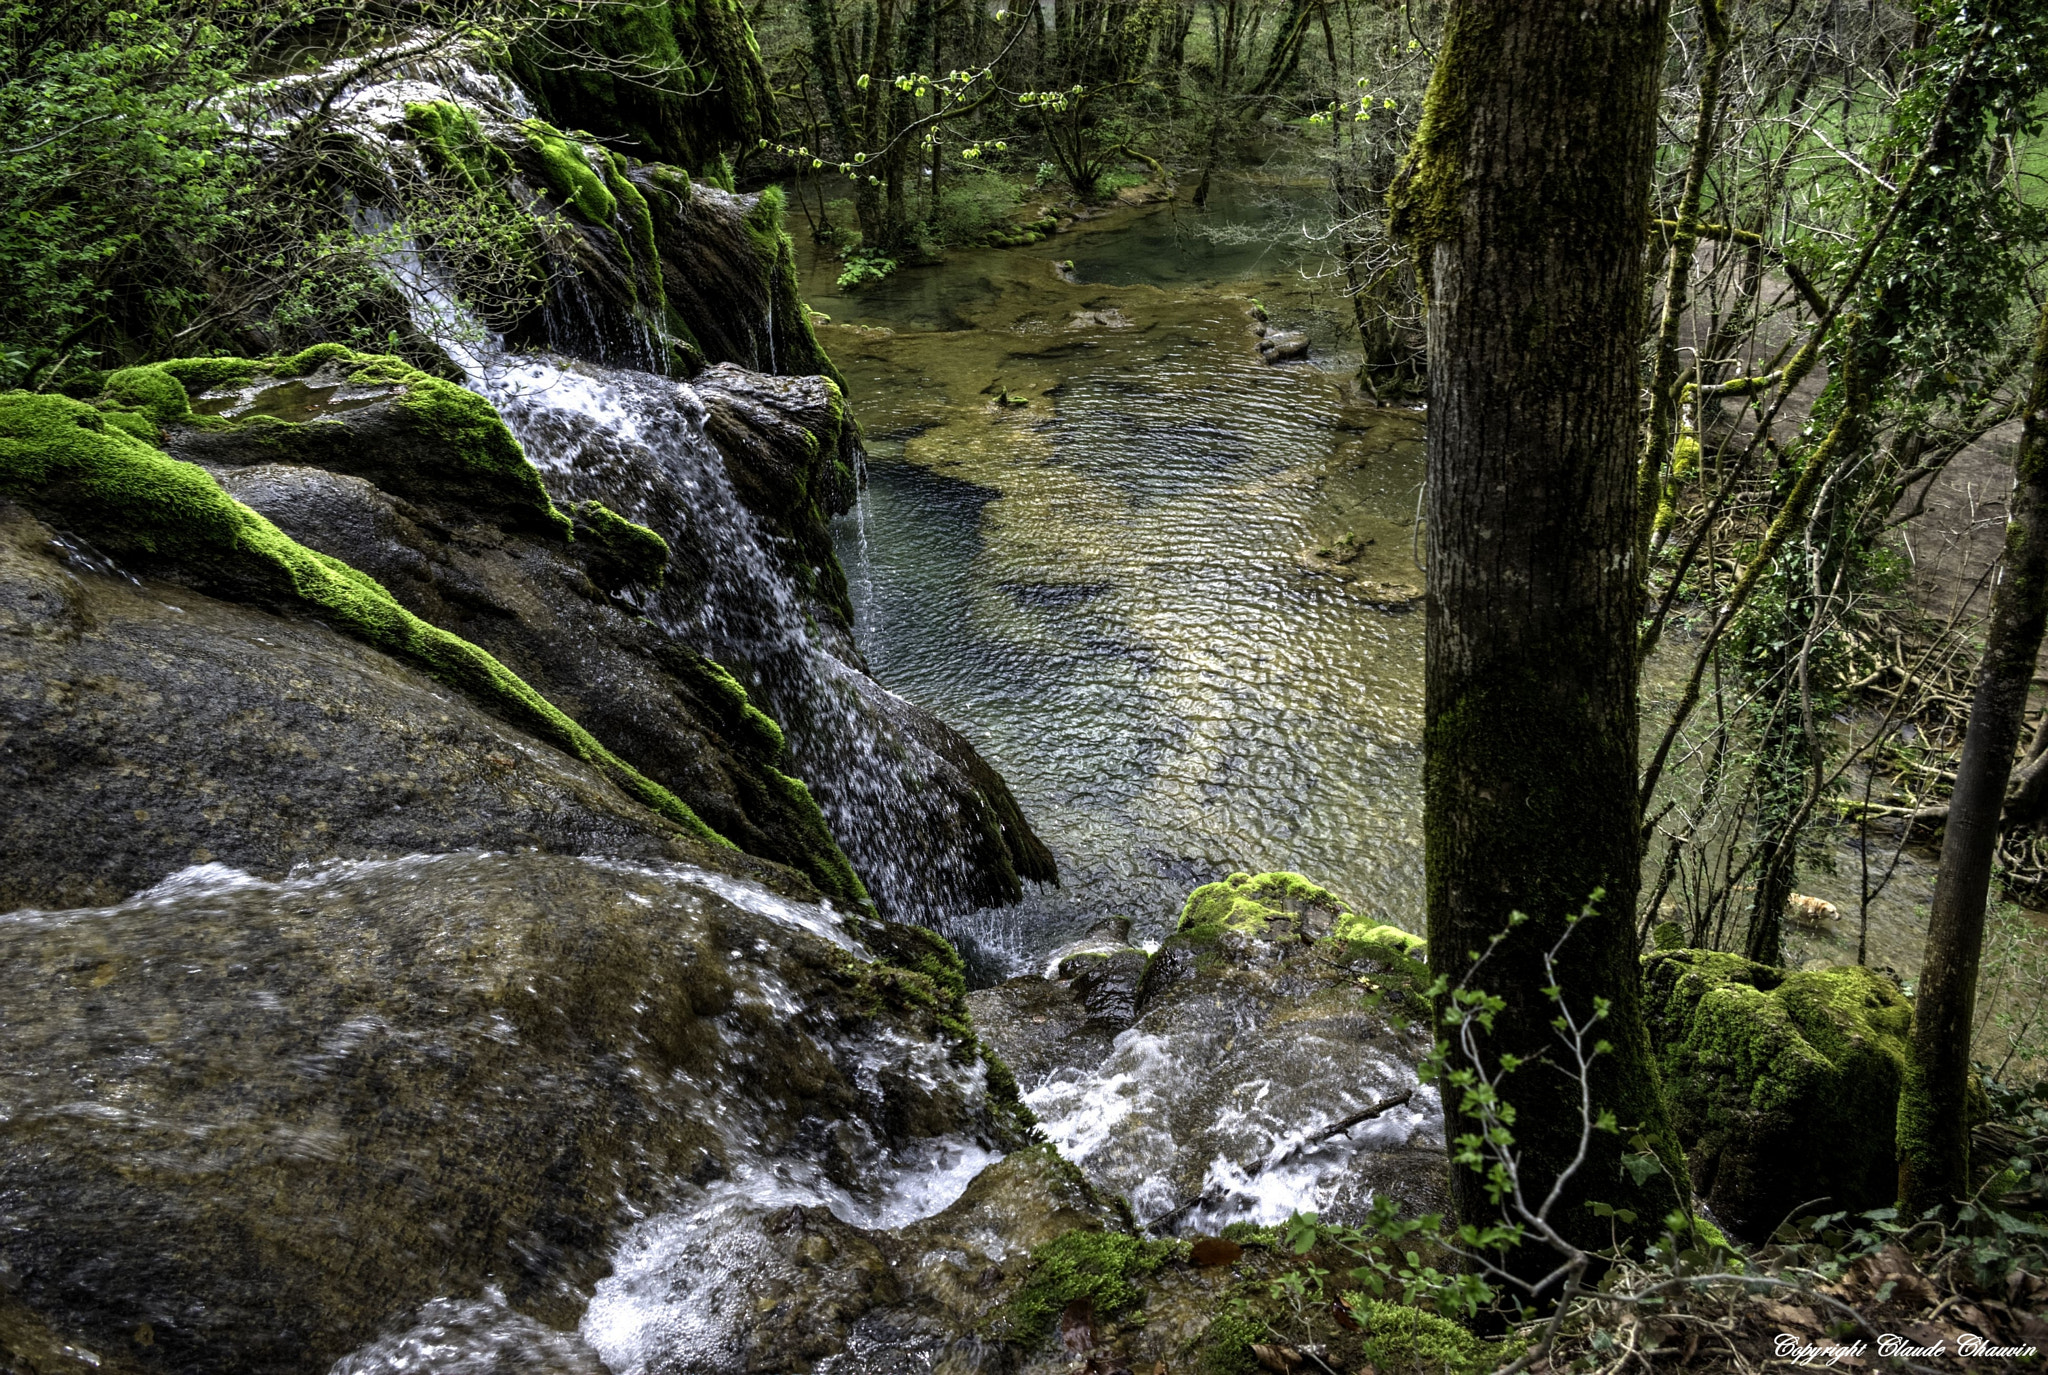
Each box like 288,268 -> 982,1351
648,164 -> 693,197
138,348 -> 568,539
764,768 -> 870,908
1385,4 -> 1479,256
1177,870 -> 1348,942
523,121 -> 618,223
1651,953 -> 1911,1115
1644,950 -> 1914,1233
0,392 -> 729,850
835,921 -> 1041,1130
1345,1298 -> 1516,1375
1198,1312 -> 1266,1375
1330,911 -> 1427,956
575,499 -> 670,587
310,345 -> 570,538
603,151 -> 666,312
982,1049 -> 1036,1126
697,658 -> 787,757
405,101 -> 516,196
995,1229 -> 1183,1343
741,186 -> 847,389
99,365 -> 192,425
153,356 -> 259,393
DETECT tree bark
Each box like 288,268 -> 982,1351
1900,296 -> 2048,1214
1388,0 -> 1684,1286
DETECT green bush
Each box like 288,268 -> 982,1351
836,250 -> 897,290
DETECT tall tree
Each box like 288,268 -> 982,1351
1389,0 -> 1684,1286
1901,297 -> 2048,1215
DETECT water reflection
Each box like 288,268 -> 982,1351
801,192 -> 1428,971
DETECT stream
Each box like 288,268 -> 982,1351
799,187 -> 1946,981
802,186 -> 1434,975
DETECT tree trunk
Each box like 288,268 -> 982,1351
1900,296 -> 2048,1214
1388,0 -> 1684,1285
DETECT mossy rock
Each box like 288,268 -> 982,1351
152,345 -> 570,538
571,499 -> 670,589
0,387 -> 726,851
403,100 -> 516,196
1140,871 -> 1428,1012
1177,872 -> 1423,957
506,0 -> 776,174
1642,950 -> 1913,1238
1345,1297 -> 1520,1375
1177,870 -> 1350,942
990,1228 -> 1185,1344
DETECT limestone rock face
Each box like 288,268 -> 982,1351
207,452 -> 853,900
1643,950 -> 1914,1240
0,850 -> 1028,1375
0,501 -> 752,911
973,874 -> 1449,1233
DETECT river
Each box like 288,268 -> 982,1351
797,182 -> 1430,974
798,179 -> 1955,987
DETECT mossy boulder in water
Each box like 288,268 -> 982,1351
1642,950 -> 1913,1239
975,875 -> 1445,1235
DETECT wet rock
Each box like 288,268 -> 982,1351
695,362 -> 862,618
504,1 -> 774,174
0,501 -> 766,911
1060,948 -> 1149,1029
2,363 -> 868,906
1643,950 -> 1914,1240
490,355 -> 1055,918
583,1144 -> 1127,1375
211,458 -> 856,903
656,183 -> 843,381
1257,332 -> 1309,364
0,851 -> 1026,1375
161,347 -> 567,537
979,874 -> 1448,1234
967,974 -> 1104,1091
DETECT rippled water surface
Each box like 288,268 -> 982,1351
801,188 -> 1429,968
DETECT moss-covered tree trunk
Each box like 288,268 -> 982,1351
1389,0 -> 1683,1285
1901,298 -> 2048,1214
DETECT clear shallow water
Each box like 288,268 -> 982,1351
801,192 -> 1431,970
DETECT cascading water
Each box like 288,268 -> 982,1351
324,52 -> 1045,923
447,346 -> 1025,920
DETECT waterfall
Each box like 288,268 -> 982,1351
326,52 -> 1034,921
451,349 -> 1002,919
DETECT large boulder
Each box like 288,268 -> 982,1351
0,850 -> 1030,1375
0,364 -> 867,907
974,873 -> 1448,1232
1642,950 -> 1914,1239
0,499 -> 758,911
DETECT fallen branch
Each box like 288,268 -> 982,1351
1142,1090 -> 1415,1233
